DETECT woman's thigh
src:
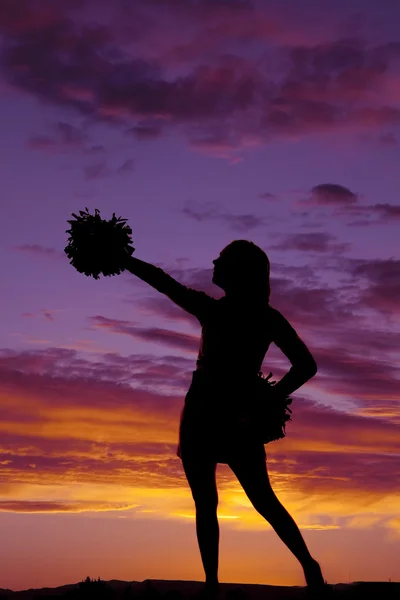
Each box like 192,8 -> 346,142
181,447 -> 219,511
227,451 -> 277,513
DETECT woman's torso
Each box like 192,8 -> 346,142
196,296 -> 272,376
185,296 -> 273,419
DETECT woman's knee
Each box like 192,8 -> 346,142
194,493 -> 219,514
190,477 -> 218,513
228,456 -> 281,517
182,455 -> 218,512
252,492 -> 283,519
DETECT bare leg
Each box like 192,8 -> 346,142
181,449 -> 220,586
228,452 -> 325,588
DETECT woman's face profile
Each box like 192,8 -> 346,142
212,247 -> 237,290
212,254 -> 224,288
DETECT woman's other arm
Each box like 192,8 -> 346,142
124,255 -> 214,322
269,308 -> 317,398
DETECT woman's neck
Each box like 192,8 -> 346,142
224,287 -> 269,307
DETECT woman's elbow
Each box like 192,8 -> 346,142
306,359 -> 317,377
298,357 -> 317,378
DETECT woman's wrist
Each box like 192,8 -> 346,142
123,254 -> 137,270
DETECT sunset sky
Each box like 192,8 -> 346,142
1,0 -> 400,592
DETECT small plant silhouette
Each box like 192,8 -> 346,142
75,577 -> 114,599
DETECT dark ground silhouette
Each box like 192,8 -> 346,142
0,577 -> 399,600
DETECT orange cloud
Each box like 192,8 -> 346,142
0,346 -> 399,538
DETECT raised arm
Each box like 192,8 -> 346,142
269,307 -> 317,397
124,255 -> 214,322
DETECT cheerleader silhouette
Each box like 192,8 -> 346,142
124,240 -> 327,596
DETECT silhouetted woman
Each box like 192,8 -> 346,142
124,240 -> 326,596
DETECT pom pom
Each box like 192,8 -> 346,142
252,371 -> 293,444
64,207 -> 135,279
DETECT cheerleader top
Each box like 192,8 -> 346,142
126,258 -> 317,382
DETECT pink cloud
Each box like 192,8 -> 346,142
349,257 -> 400,315
89,315 -> 200,352
188,136 -> 243,163
371,203 -> 400,219
21,309 -> 59,322
270,232 -> 351,254
27,121 -> 87,152
13,244 -> 64,260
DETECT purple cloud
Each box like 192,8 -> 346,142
13,244 -> 64,260
22,309 -> 59,322
371,203 -> 400,220
310,184 -> 359,206
89,315 -> 200,352
270,232 -> 352,254
2,4 -> 400,158
116,158 -> 134,174
126,124 -> 163,140
83,161 -> 112,180
259,192 -> 279,201
348,257 -> 400,315
183,202 -> 265,231
27,121 -> 87,153
380,132 -> 397,145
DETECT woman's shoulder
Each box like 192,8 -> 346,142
267,304 -> 278,315
265,305 -> 290,330
267,304 -> 285,318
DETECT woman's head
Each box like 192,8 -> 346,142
212,240 -> 270,301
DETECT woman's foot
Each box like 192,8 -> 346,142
303,558 -> 325,588
199,580 -> 220,598
303,559 -> 334,598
